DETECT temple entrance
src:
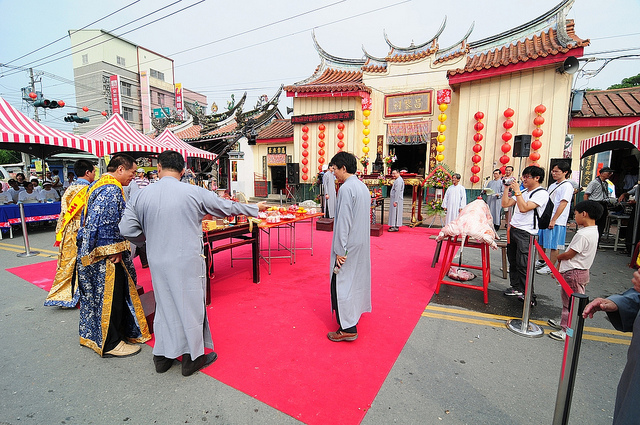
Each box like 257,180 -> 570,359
387,121 -> 431,177
271,166 -> 286,195
392,144 -> 427,176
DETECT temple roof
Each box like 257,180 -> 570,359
573,87 -> 640,119
256,119 -> 293,141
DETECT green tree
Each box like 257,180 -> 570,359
608,73 -> 640,89
0,149 -> 21,164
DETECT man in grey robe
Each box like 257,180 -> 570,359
327,152 -> 372,342
485,169 -> 504,231
322,163 -> 336,219
388,169 -> 404,232
443,173 -> 467,224
583,270 -> 640,424
119,150 -> 267,376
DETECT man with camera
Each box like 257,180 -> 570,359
584,166 -> 614,247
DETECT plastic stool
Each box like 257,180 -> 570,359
435,236 -> 491,304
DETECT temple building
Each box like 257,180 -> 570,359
283,0 -> 589,188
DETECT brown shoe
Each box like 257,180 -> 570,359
104,341 -> 141,358
327,330 -> 358,342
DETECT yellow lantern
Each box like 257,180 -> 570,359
437,124 -> 446,133
437,134 -> 446,143
438,113 -> 447,122
363,109 -> 371,117
439,103 -> 448,112
363,137 -> 370,145
363,146 -> 370,154
363,118 -> 370,126
362,128 -> 370,136
436,144 -> 445,153
436,154 -> 445,162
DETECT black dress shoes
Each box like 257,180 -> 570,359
181,352 -> 218,376
153,355 -> 174,373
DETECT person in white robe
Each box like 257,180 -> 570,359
322,164 -> 336,218
327,152 -> 372,342
484,169 -> 504,231
442,173 -> 467,224
388,169 -> 404,232
119,150 -> 267,376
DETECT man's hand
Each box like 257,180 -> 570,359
582,297 -> 618,318
336,255 -> 347,266
393,202 -> 397,207
548,218 -> 556,229
632,270 -> 640,292
257,201 -> 268,212
325,194 -> 329,199
108,253 -> 122,264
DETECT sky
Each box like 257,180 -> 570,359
0,0 -> 638,133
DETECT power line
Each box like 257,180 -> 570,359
590,32 -> 640,41
3,0 -> 141,67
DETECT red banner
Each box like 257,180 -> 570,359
436,89 -> 451,105
110,75 -> 122,115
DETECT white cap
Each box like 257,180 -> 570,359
322,164 -> 328,171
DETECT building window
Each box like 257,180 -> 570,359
116,56 -> 126,67
150,68 -> 164,81
157,92 -> 165,105
121,81 -> 132,97
122,107 -> 134,121
82,54 -> 88,65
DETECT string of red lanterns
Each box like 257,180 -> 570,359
499,108 -> 515,174
337,122 -> 345,151
318,124 -> 326,172
301,125 -> 310,181
529,104 -> 546,166
470,111 -> 484,184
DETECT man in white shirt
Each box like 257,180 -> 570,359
442,173 -> 467,224
18,182 -> 40,203
6,179 -> 21,203
38,180 -> 60,202
536,162 -> 575,275
501,165 -> 549,305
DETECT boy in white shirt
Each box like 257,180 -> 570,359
39,181 -> 60,202
18,182 -> 40,203
548,200 -> 603,341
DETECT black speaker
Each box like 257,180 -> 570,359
513,135 -> 532,157
286,163 -> 299,182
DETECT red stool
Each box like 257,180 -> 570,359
435,236 -> 491,304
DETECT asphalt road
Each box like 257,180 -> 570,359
0,222 -> 634,425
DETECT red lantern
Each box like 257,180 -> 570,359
500,166 -> 506,174
301,158 -> 308,165
533,116 -> 545,126
82,106 -> 89,112
318,149 -> 325,156
503,119 -> 514,130
318,141 -> 325,148
318,124 -> 326,131
500,155 -> 510,165
318,132 -> 325,140
302,174 -> 309,181
535,104 -> 547,114
28,92 -> 37,100
302,150 -> 309,157
502,132 -> 512,142
471,165 -> 481,174
470,175 -> 480,184
318,165 -> 323,172
474,122 -> 484,132
337,141 -> 345,149
474,111 -> 484,121
501,143 -> 512,153
473,133 -> 483,143
337,132 -> 344,140
531,139 -> 542,150
302,141 -> 309,149
504,108 -> 514,118
318,157 -> 325,164
473,144 -> 482,153
302,166 -> 309,174
529,152 -> 541,161
302,125 -> 309,133
302,133 -> 309,142
472,155 -> 482,164
532,128 -> 543,138
337,122 -> 345,131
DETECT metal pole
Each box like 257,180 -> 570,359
17,203 -> 39,257
552,293 -> 589,425
506,234 -> 543,337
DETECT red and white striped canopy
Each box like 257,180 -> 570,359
580,119 -> 640,158
83,113 -> 166,156
155,129 -> 217,160
0,96 -> 102,157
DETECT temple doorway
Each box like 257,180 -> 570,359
392,144 -> 427,176
271,166 -> 286,195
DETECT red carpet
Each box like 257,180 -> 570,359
8,223 -> 439,425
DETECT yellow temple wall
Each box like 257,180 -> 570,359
453,66 -> 574,186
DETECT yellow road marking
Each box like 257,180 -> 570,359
423,305 -> 632,345
0,242 -> 58,255
0,244 -> 56,258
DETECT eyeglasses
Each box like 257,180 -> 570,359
521,175 -> 532,180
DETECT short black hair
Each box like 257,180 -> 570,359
158,150 -> 185,172
74,159 -> 94,178
493,169 -> 502,174
574,200 -> 604,220
106,153 -> 135,172
505,166 -> 514,171
522,165 -> 545,184
330,151 -> 357,174
553,161 -> 571,173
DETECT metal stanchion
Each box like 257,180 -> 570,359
552,293 -> 589,425
506,234 -> 543,337
16,203 -> 39,257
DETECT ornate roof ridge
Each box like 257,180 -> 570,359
312,30 -> 366,69
383,16 -> 447,53
434,22 -> 475,60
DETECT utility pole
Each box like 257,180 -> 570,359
29,67 -> 39,122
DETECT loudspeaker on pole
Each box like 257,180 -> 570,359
513,135 -> 532,158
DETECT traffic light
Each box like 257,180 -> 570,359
33,99 -> 64,109
64,113 -> 90,123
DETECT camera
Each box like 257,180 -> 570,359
503,177 -> 516,186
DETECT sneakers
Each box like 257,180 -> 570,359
534,260 -> 545,269
517,295 -> 537,306
103,341 -> 141,358
503,287 -> 523,296
547,319 -> 562,330
549,330 -> 566,341
536,265 -> 552,275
